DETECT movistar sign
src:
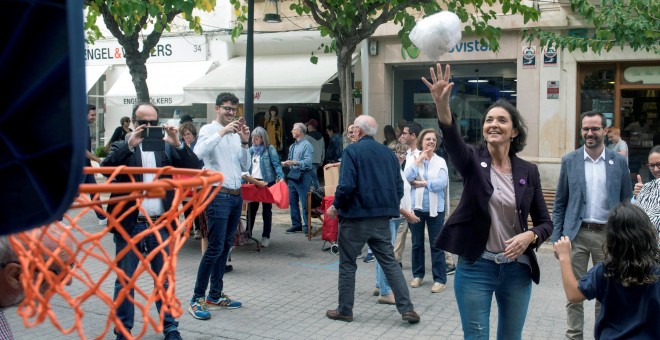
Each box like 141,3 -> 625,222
448,40 -> 491,53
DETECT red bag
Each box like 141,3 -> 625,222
241,181 -> 289,209
321,196 -> 338,243
269,180 -> 289,209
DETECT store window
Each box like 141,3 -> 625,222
577,62 -> 660,182
577,64 -> 615,147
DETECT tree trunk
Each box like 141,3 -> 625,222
336,44 -> 357,134
126,57 -> 150,102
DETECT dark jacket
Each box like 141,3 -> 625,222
436,118 -> 553,284
326,133 -> 343,163
333,136 -> 402,219
101,140 -> 201,235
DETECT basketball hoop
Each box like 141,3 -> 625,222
8,166 -> 223,340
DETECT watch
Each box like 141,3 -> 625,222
532,233 -> 538,245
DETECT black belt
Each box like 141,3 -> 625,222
219,187 -> 241,195
580,222 -> 605,231
137,215 -> 161,223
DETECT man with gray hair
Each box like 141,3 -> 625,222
326,115 -> 420,324
283,122 -> 313,235
0,227 -> 74,339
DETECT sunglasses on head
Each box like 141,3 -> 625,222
137,120 -> 159,126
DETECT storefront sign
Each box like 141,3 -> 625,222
121,97 -> 175,106
547,81 -> 559,99
522,46 -> 536,69
623,66 -> 660,84
543,46 -> 558,66
448,39 -> 492,53
85,36 -> 206,65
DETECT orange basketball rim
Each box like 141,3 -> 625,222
8,166 -> 223,340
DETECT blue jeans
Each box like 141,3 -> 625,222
113,222 -> 178,335
375,217 -> 403,296
288,172 -> 311,232
454,256 -> 532,340
193,192 -> 242,300
84,174 -> 105,219
409,210 -> 446,283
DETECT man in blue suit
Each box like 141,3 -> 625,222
552,111 -> 632,340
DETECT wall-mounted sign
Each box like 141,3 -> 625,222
85,36 -> 207,65
547,81 -> 559,99
522,46 -> 536,69
623,66 -> 660,84
543,46 -> 558,66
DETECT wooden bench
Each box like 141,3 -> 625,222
528,189 -> 556,228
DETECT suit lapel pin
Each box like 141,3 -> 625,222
519,179 -> 526,186
481,162 -> 487,168
608,160 -> 614,165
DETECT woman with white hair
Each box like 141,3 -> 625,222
244,127 -> 285,247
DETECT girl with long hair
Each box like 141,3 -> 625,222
554,202 -> 660,339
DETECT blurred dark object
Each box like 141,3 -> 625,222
0,0 -> 86,235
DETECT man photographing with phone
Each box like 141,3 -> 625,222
189,92 -> 250,320
101,102 -> 201,339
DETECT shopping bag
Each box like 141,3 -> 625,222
321,196 -> 338,243
269,180 -> 289,209
240,181 -> 289,209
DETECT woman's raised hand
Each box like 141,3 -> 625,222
422,63 -> 453,126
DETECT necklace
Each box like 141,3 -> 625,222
492,166 -> 518,230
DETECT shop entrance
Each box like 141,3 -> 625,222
577,62 -> 660,182
620,89 -> 660,181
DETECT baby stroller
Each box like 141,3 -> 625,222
320,195 -> 339,255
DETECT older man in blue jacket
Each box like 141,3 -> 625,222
325,115 -> 420,325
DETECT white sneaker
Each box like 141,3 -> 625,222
431,282 -> 446,293
98,218 -> 107,226
261,237 -> 270,247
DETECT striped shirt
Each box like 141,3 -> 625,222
0,309 -> 14,340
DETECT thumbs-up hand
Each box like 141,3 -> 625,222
633,175 -> 643,197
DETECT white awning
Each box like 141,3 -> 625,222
183,54 -> 338,104
86,65 -> 108,92
105,61 -> 213,106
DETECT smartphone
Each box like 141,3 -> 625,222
141,126 -> 165,152
236,116 -> 246,128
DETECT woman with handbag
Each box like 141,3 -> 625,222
244,127 -> 285,247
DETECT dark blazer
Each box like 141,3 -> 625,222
101,140 -> 201,235
436,118 -> 553,284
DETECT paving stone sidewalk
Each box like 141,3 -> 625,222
6,207 -> 595,339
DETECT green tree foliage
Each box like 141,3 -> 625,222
523,0 -> 660,54
84,0 -> 216,102
228,0 -> 539,126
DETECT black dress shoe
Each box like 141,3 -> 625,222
285,226 -> 302,234
401,310 -> 420,324
225,264 -> 233,273
326,309 -> 353,322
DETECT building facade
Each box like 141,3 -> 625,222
85,1 -> 659,189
